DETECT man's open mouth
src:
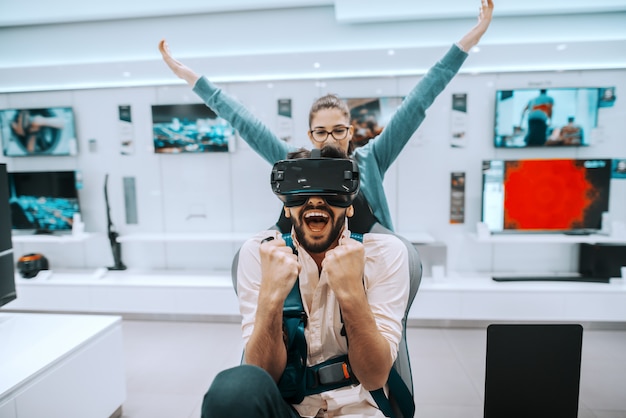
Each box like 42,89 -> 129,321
304,210 -> 330,232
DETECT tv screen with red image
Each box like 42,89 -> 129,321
481,159 -> 612,233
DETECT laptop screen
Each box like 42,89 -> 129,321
484,324 -> 583,418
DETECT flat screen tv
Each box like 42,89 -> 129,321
345,97 -> 404,148
494,87 -> 608,148
481,158 -> 612,233
7,171 -> 81,234
0,107 -> 78,157
151,104 -> 236,153
1,164 -> 16,308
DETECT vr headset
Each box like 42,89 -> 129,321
271,155 -> 360,208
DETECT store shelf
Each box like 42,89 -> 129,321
396,231 -> 435,244
7,268 -> 239,317
468,232 -> 626,244
411,274 -> 626,322
116,232 -> 256,243
6,268 -> 626,322
116,231 -> 436,244
11,233 -> 94,244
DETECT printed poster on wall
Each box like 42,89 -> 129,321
118,105 -> 134,155
277,99 -> 293,142
450,93 -> 467,148
450,172 -> 466,224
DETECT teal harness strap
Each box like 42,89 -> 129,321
276,276 -> 308,403
370,368 -> 415,418
277,234 -> 308,403
278,232 -> 414,418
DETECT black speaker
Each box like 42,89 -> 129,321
0,164 -> 12,252
578,243 -> 626,278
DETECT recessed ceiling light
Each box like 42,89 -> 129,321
471,46 -> 480,53
122,72 -> 131,77
313,62 -> 321,69
556,44 -> 567,51
387,49 -> 395,56
267,83 -> 274,89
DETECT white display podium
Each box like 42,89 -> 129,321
0,313 -> 126,418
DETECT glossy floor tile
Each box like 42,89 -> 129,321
120,320 -> 626,418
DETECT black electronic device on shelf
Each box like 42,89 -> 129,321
492,275 -> 610,284
0,164 -> 17,308
104,174 -> 126,271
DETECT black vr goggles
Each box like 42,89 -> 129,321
271,156 -> 360,208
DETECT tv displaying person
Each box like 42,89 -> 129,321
10,109 -> 66,154
553,116 -> 583,145
521,89 -> 554,146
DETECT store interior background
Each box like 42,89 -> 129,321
1,0 -> 626,278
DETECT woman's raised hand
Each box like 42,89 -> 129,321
158,39 -> 201,86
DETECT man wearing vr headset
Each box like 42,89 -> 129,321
201,146 -> 410,418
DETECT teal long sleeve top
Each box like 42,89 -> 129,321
193,44 -> 468,231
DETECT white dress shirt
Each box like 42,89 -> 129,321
237,228 -> 410,418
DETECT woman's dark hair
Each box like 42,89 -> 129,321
287,145 -> 348,160
308,94 -> 350,128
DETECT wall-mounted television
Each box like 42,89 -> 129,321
151,104 -> 236,153
481,158 -> 612,234
345,97 -> 404,148
0,107 -> 78,157
7,171 -> 81,234
494,87 -> 611,148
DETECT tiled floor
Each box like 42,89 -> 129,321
119,319 -> 626,418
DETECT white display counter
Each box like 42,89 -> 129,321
5,269 -> 626,323
0,313 -> 126,418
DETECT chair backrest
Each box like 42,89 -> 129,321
231,223 -> 422,416
484,324 -> 583,418
369,223 -> 422,401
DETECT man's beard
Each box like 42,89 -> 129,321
293,204 -> 346,254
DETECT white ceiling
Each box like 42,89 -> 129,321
0,0 -> 625,93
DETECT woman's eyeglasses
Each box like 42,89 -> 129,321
310,126 -> 350,143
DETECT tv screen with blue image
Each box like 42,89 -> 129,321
7,171 -> 81,233
493,87 -> 614,148
0,107 -> 78,157
151,104 -> 236,153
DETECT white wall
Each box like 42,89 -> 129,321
1,68 -> 625,274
